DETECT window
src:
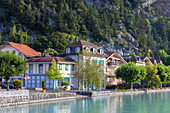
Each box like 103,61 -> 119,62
66,48 -> 71,54
93,48 -> 96,53
66,64 -> 69,70
39,64 -> 43,74
29,64 -> 33,74
99,49 -> 103,54
59,64 -> 62,70
49,64 -> 52,69
86,47 -> 90,53
72,65 -> 75,71
75,47 -> 80,53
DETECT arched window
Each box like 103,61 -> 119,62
86,47 -> 90,53
75,47 -> 80,53
66,48 -> 71,54
93,48 -> 96,53
99,49 -> 103,54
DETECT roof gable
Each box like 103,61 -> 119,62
1,42 -> 41,57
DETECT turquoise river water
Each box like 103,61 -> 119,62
0,92 -> 170,113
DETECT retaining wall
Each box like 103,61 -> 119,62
0,90 -> 29,107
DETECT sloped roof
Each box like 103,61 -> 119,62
156,59 -> 162,64
26,57 -> 75,63
56,57 -> 75,62
104,51 -> 117,58
26,57 -> 57,62
1,42 -> 41,57
67,40 -> 102,48
148,57 -> 155,64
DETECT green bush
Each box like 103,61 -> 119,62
62,81 -> 70,86
42,80 -> 45,88
12,79 -> 23,88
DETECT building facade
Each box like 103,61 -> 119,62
105,51 -> 127,85
25,57 -> 75,90
0,42 -> 42,83
63,39 -> 106,90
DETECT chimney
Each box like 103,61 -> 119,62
75,37 -> 78,42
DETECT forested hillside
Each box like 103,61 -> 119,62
0,0 -> 169,65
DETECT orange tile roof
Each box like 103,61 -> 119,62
1,42 -> 41,57
26,57 -> 75,62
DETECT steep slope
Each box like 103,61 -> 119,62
0,0 -> 169,64
151,0 -> 170,17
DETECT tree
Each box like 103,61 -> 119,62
45,59 -> 63,91
73,52 -> 104,91
44,48 -> 58,56
143,62 -> 160,88
115,62 -> 141,89
0,52 -> 26,91
156,63 -> 168,87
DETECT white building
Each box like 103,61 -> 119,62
25,57 -> 75,90
63,39 -> 106,90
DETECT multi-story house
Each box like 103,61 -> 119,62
105,51 -> 127,85
25,57 -> 75,90
124,55 -> 162,66
0,42 -> 42,83
63,39 -> 106,90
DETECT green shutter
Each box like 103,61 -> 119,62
102,60 -> 104,66
59,64 -> 62,70
92,59 -> 94,65
99,60 -> 101,65
96,60 -> 98,64
66,64 -> 69,70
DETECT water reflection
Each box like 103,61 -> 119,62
1,92 -> 170,113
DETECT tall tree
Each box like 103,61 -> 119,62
0,52 -> 26,91
115,62 -> 142,89
73,52 -> 104,91
45,59 -> 63,91
156,63 -> 168,87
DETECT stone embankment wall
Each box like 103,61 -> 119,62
77,88 -> 170,97
0,90 -> 76,107
29,92 -> 76,100
0,90 -> 29,107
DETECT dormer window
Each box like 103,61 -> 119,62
75,47 -> 80,53
99,49 -> 103,54
92,48 -> 96,53
86,47 -> 90,53
66,48 -> 71,54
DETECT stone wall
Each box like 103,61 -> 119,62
29,92 -> 76,100
0,90 -> 29,107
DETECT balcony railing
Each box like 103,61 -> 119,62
108,62 -> 121,66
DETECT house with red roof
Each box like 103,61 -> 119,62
25,57 -> 75,90
0,42 -> 42,59
0,42 -> 45,83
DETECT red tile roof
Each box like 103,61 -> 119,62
67,40 -> 102,48
56,57 -> 75,62
26,57 -> 75,63
26,57 -> 57,62
1,42 -> 41,57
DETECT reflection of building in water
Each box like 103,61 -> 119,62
0,104 -> 29,113
0,100 -> 77,113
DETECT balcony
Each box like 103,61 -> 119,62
108,62 -> 120,66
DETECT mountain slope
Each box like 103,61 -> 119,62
0,0 -> 169,64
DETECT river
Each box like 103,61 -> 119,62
0,92 -> 170,113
